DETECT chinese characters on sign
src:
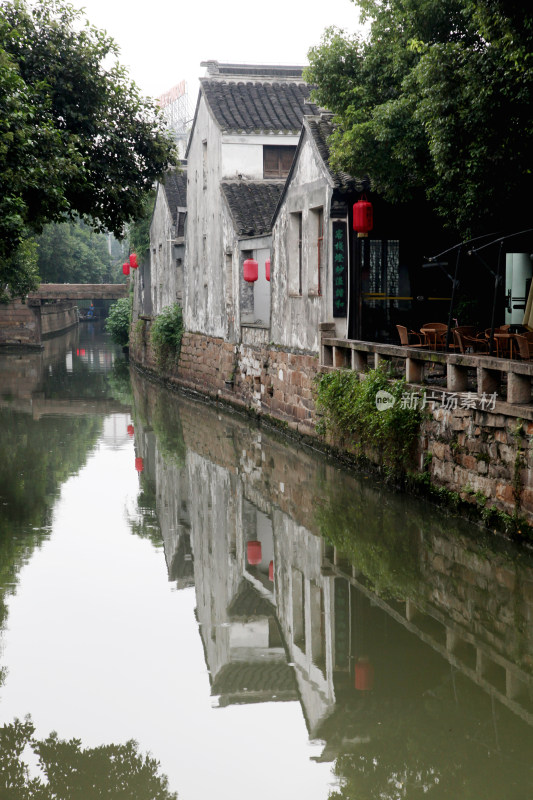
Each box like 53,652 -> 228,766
332,221 -> 347,318
398,390 -> 498,411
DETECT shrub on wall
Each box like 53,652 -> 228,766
314,366 -> 422,471
150,304 -> 183,367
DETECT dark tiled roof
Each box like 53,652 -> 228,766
227,579 -> 275,619
306,116 -> 360,192
211,661 -> 298,701
201,79 -> 318,133
161,170 -> 187,234
222,182 -> 284,236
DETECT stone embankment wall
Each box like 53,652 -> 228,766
424,405 -> 533,524
130,323 -> 533,528
0,299 -> 78,347
131,322 -> 320,438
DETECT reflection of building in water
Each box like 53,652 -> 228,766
132,377 -> 533,785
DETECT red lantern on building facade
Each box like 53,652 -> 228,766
127,424 -> 134,436
268,560 -> 274,581
243,258 -> 258,283
353,196 -> 373,238
129,252 -> 139,269
135,457 -> 144,472
265,258 -> 271,282
354,657 -> 374,690
122,263 -> 130,276
247,540 -> 262,565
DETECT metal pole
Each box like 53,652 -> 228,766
488,241 -> 504,356
445,246 -> 461,352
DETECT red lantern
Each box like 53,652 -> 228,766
354,657 -> 374,691
127,424 -> 134,436
135,457 -> 144,472
243,258 -> 258,283
129,252 -> 138,269
265,258 -> 271,282
122,263 -> 130,276
268,560 -> 274,581
247,540 -> 262,565
353,196 -> 373,238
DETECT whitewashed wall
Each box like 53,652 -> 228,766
271,130 -> 347,352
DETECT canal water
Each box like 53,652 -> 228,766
0,323 -> 532,799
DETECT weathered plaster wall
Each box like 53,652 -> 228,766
271,132 -> 346,353
149,184 -> 184,315
185,96 -> 227,338
221,134 -> 299,180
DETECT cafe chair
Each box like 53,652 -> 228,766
514,334 -> 533,361
396,325 -> 427,348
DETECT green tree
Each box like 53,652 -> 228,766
0,0 -> 176,300
0,716 -> 177,799
306,0 -> 533,236
36,219 -> 116,284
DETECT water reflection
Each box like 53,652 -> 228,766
131,371 -> 533,797
0,715 -> 176,799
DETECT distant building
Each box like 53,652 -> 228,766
184,61 -> 318,342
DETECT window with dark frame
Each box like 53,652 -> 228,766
263,145 -> 297,178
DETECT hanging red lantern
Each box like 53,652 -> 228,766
353,196 -> 373,238
123,263 -> 130,276
127,424 -> 134,436
247,540 -> 262,565
354,657 -> 374,691
243,258 -> 258,283
268,560 -> 274,581
129,252 -> 138,269
265,258 -> 271,282
135,457 -> 144,472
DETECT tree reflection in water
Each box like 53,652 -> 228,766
0,716 -> 177,799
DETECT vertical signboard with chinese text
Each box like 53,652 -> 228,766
332,221 -> 348,318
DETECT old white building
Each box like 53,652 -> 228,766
184,61 -> 318,342
271,113 -> 359,353
143,167 -> 187,317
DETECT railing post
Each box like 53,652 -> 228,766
507,372 -> 531,404
447,363 -> 469,392
406,358 -> 424,384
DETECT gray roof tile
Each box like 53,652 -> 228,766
222,181 -> 284,236
201,79 -> 318,133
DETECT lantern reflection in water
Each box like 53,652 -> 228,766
354,657 -> 374,691
135,457 -> 144,472
247,540 -> 262,565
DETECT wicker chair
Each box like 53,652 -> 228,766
396,325 -> 427,348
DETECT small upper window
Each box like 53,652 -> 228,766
263,146 -> 296,178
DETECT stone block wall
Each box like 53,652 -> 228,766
0,300 -> 40,346
40,302 -> 78,336
130,323 -> 320,438
424,405 -> 533,522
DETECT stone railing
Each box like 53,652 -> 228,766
320,324 -> 533,417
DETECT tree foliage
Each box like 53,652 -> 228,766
306,0 -> 533,236
36,219 -> 120,284
0,0 -> 176,299
106,296 -> 132,347
0,716 -> 177,799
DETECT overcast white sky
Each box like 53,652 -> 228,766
71,0 -> 363,113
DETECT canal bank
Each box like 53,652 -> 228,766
1,324 -> 533,798
130,324 -> 533,540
